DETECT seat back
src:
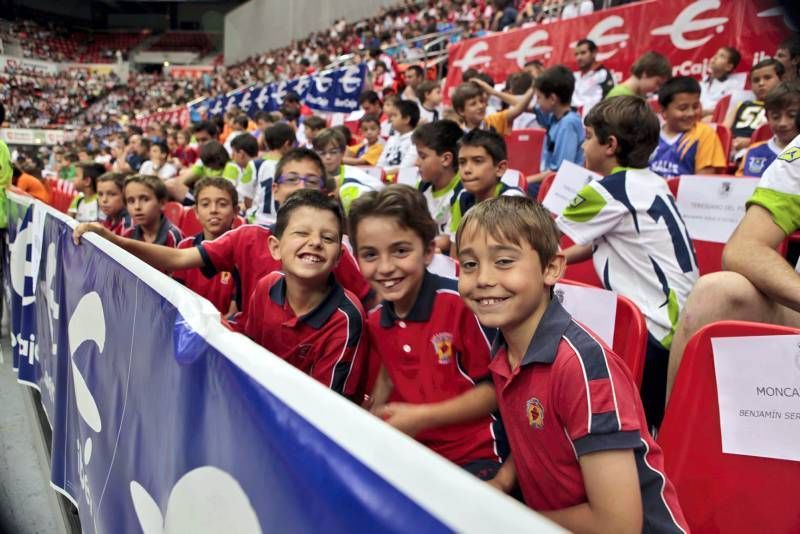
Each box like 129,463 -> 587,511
507,128 -> 545,176
750,122 -> 772,144
163,201 -> 185,227
710,94 -> 732,124
558,279 -> 647,385
659,320 -> 800,533
535,171 -> 557,203
713,123 -> 732,162
500,168 -> 527,191
46,178 -> 78,213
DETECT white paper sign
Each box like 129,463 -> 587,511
542,161 -> 601,216
396,167 -> 420,186
501,168 -> 523,189
712,335 -> 800,462
554,282 -> 617,346
674,176 -> 759,243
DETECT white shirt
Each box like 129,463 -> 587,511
700,74 -> 746,113
561,2 -> 578,19
572,68 -> 613,116
139,160 -> 177,180
223,130 -> 245,155
242,159 -> 279,226
419,104 -> 444,124
377,130 -> 418,173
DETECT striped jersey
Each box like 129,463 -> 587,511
649,122 -> 726,178
746,133 -> 800,235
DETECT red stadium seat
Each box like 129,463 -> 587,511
535,171 -> 557,203
659,320 -> 800,533
507,128 -> 545,176
558,279 -> 647,386
560,234 -> 604,288
710,94 -> 732,124
648,98 -> 660,114
713,123 -> 732,162
163,202 -> 185,227
750,122 -> 772,144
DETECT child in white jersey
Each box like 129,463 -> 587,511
556,96 -> 699,429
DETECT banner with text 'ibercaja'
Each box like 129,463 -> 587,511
5,191 -> 556,534
190,63 -> 366,120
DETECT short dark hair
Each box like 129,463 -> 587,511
332,125 -> 353,146
264,122 -> 296,150
576,39 -> 597,53
77,162 -> 106,190
194,176 -> 239,207
192,121 -> 219,138
275,148 -> 325,184
254,110 -> 273,122
359,113 -> 381,127
151,141 -> 168,155
358,90 -> 382,106
658,76 -> 701,109
751,58 -> 785,78
230,133 -> 259,157
274,188 -> 344,240
124,174 -> 168,202
720,46 -> 741,70
631,51 -> 672,79
415,80 -> 440,102
506,71 -> 533,95
456,196 -> 560,270
584,96 -> 660,168
451,82 -> 483,113
233,115 -> 249,129
779,35 -> 800,59
198,141 -> 230,169
764,81 -> 800,114
412,120 -> 464,170
312,128 -> 347,151
459,128 -> 507,165
97,171 -> 127,193
348,184 -> 438,251
395,99 -> 420,128
304,115 -> 327,131
534,65 -> 575,104
405,65 -> 424,80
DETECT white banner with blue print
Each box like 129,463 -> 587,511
5,191 -> 558,533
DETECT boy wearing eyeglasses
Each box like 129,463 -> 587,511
313,128 -> 384,214
526,66 -> 585,197
73,148 -> 376,328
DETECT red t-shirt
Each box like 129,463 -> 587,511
368,272 -> 501,467
244,271 -> 367,400
173,233 -> 236,315
122,215 -> 183,247
198,224 -> 372,324
490,300 -> 688,531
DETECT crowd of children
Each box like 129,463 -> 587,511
22,29 -> 793,533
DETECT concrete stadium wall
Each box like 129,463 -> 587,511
224,0 -> 397,65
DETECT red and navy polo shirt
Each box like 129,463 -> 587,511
368,271 -> 502,467
122,214 -> 183,247
197,224 -> 372,323
173,233 -> 237,315
102,209 -> 134,236
244,272 -> 367,400
490,299 -> 688,532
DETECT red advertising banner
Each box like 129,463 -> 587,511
445,0 -> 792,95
132,107 -> 189,128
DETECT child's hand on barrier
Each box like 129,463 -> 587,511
73,222 -> 113,245
372,402 -> 430,437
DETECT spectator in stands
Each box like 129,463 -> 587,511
59,151 -> 78,181
124,134 -> 150,173
401,65 -> 425,103
313,128 -> 383,214
456,196 -> 688,532
241,122 -> 296,222
412,120 -> 464,252
350,185 -> 503,479
572,39 -> 615,114
738,81 -> 800,177
725,59 -> 785,154
526,66 -> 585,196
605,51 -> 671,99
173,178 -> 238,315
12,160 -> 50,203
700,46 -> 743,116
139,141 -> 178,180
69,162 -> 105,222
416,80 -> 444,124
452,80 -> 534,136
223,114 -> 249,155
172,130 -> 198,168
666,122 -> 800,400
302,115 -> 328,149
358,90 -> 384,119
191,121 -> 219,146
524,59 -> 544,79
169,140 -> 239,204
97,172 -> 133,236
775,36 -> 800,81
491,0 -> 518,31
504,71 -> 539,130
230,133 -> 261,200
122,174 -> 183,247
649,76 -> 726,178
344,114 -> 384,167
558,96 -> 698,428
377,100 -> 421,175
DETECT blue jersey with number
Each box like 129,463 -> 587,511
555,168 -> 699,347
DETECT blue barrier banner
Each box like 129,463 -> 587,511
189,64 -> 367,118
5,192 -> 556,534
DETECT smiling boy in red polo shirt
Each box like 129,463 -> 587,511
456,196 -> 687,533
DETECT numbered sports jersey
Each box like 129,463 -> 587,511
242,158 -> 279,225
737,138 -> 781,178
746,134 -> 800,235
448,182 -> 525,238
649,122 -> 726,178
418,173 -> 462,236
556,168 -> 699,347
731,100 -> 767,139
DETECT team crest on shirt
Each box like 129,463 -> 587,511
431,332 -> 454,364
220,271 -> 232,284
748,157 -> 767,175
566,194 -> 585,210
778,147 -> 800,163
526,398 -> 544,429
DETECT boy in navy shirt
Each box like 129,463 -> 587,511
122,175 -> 183,247
349,185 -> 503,479
456,196 -> 687,532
